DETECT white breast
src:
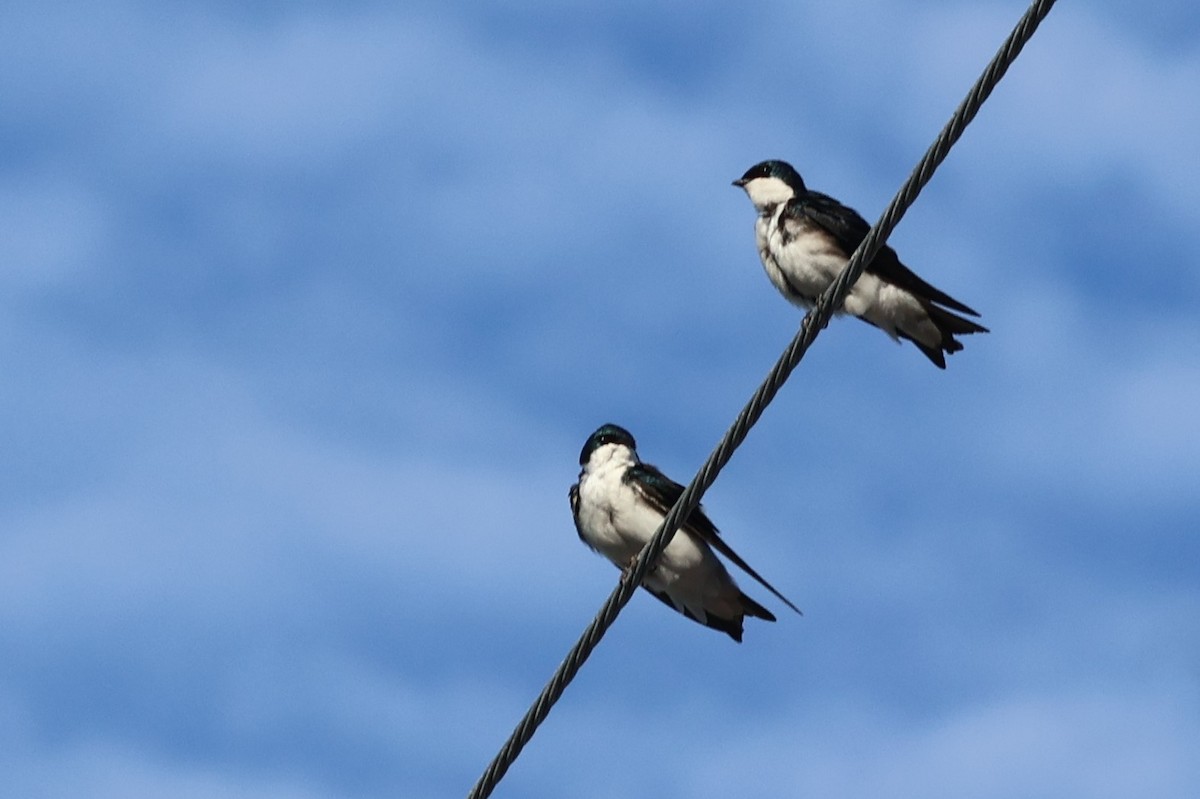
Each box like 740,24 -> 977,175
574,452 -> 731,610
575,459 -> 654,564
767,209 -> 850,303
761,209 -> 930,340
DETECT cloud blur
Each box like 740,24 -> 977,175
2,1 -> 1197,797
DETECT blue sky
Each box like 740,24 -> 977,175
2,1 -> 1198,797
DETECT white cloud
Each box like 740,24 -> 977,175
880,1 -> 1200,237
0,739 -> 328,799
2,2 -> 1198,798
670,686 -> 1200,799
972,279 -> 1200,506
0,176 -> 110,289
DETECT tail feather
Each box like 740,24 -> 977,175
739,592 -> 776,622
928,303 -> 990,337
704,613 -> 746,643
643,587 -> 775,643
908,303 -> 989,368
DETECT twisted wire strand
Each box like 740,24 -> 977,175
466,1 -> 1057,796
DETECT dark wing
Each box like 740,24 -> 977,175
643,586 -> 748,642
568,482 -> 591,549
626,463 -> 801,615
791,191 -> 981,317
781,190 -> 867,258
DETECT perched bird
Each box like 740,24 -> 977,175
569,423 -> 799,642
733,159 -> 987,368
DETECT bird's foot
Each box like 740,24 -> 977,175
620,554 -> 642,585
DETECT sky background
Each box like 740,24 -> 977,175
3,1 -> 1198,797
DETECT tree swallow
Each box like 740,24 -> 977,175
733,159 -> 988,368
569,423 -> 800,642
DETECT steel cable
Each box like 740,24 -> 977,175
466,1 -> 1058,795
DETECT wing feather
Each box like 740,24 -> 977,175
786,192 -> 981,316
626,463 -> 801,615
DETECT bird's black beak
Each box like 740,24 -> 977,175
732,177 -> 747,187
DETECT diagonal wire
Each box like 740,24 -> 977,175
466,1 -> 1057,796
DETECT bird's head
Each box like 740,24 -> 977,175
733,159 -> 806,211
578,423 -> 638,468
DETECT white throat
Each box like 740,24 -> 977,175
582,443 -> 638,477
740,175 -> 796,213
